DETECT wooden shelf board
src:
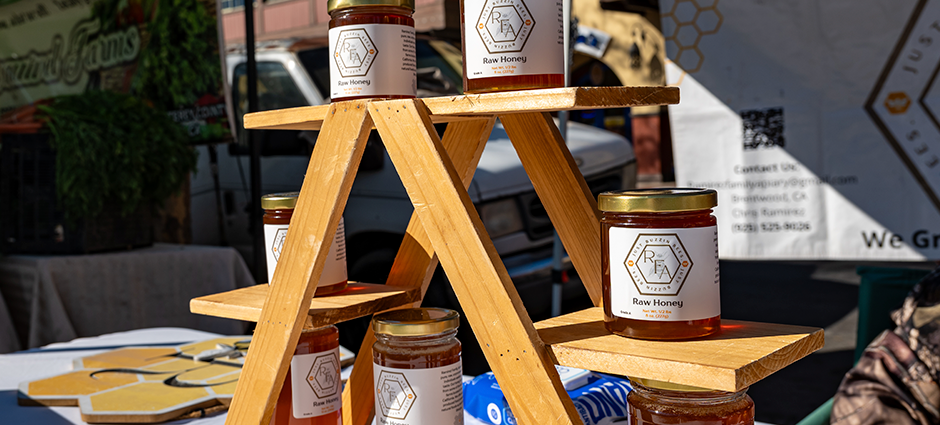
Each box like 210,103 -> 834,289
535,307 -> 824,392
244,86 -> 678,131
190,283 -> 420,327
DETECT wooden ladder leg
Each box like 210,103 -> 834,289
371,100 -> 582,425
341,117 -> 495,425
226,101 -> 374,425
501,112 -> 604,306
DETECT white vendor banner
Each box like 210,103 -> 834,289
660,0 -> 940,260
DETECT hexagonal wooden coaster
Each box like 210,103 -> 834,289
19,337 -> 249,423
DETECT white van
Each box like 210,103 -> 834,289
191,37 -> 635,354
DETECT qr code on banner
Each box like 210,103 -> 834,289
741,107 -> 785,150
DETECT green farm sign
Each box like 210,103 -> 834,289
0,0 -> 230,142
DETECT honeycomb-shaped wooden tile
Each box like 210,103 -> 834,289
19,337 -> 249,423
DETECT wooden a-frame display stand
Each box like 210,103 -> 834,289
191,87 -> 824,425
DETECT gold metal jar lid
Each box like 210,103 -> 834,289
372,308 -> 459,336
260,192 -> 298,210
327,0 -> 415,12
597,188 -> 717,213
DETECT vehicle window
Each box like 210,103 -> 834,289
296,48 -> 332,99
231,61 -> 311,155
418,40 -> 463,94
233,61 -> 309,120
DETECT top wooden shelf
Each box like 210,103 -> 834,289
244,86 -> 679,131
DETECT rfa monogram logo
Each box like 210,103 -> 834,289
271,228 -> 288,261
624,234 -> 692,296
475,0 -> 535,54
305,352 -> 339,398
333,29 -> 378,78
375,371 -> 416,420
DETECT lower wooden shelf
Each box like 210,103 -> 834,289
535,307 -> 825,392
190,282 -> 421,327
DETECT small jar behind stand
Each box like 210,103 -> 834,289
262,192 -> 348,296
372,308 -> 463,424
273,325 -> 342,425
628,378 -> 755,425
328,0 -> 416,102
599,188 -> 721,340
460,0 -> 565,93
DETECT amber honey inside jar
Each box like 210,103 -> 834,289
372,308 -> 463,424
261,192 -> 348,296
273,326 -> 342,425
328,0 -> 416,102
459,0 -> 564,93
599,188 -> 720,340
628,379 -> 755,425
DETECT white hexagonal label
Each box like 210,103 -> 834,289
476,0 -> 534,53
609,227 -> 720,321
373,361 -> 464,423
271,228 -> 287,262
333,29 -> 377,78
625,234 -> 691,296
463,0 -> 563,79
329,24 -> 415,99
375,371 -> 416,420
305,352 -> 339,399
290,348 -> 341,418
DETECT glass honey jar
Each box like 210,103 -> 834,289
261,192 -> 348,296
372,308 -> 463,425
628,378 -> 755,425
598,189 -> 720,340
460,0 -> 565,93
273,325 -> 342,425
328,0 -> 416,101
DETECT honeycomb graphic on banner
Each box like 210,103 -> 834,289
660,0 -> 723,73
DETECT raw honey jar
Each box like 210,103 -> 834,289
372,308 -> 463,424
328,0 -> 416,101
598,188 -> 720,340
628,378 -> 755,425
460,0 -> 565,93
273,326 -> 342,425
261,192 -> 348,295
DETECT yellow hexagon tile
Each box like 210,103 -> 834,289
76,347 -> 180,369
18,337 -> 250,423
20,370 -> 139,406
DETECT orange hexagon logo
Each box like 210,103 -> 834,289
885,92 -> 911,115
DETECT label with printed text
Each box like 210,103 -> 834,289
463,0 -> 564,79
264,218 -> 347,286
373,361 -> 464,425
609,226 -> 720,321
290,347 -> 342,418
329,24 -> 416,99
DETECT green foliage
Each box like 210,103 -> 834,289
38,91 -> 197,220
132,0 -> 220,110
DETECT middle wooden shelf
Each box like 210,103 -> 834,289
190,283 -> 421,327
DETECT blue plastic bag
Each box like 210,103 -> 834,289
463,366 -> 632,425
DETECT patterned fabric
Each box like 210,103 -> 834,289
831,266 -> 940,425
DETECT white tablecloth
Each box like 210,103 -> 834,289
0,328 -> 773,425
0,328 -> 489,425
0,244 -> 256,353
